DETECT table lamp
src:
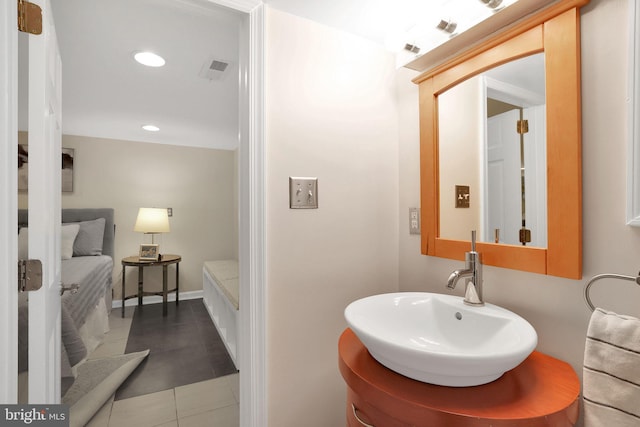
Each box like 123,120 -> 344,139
134,208 -> 170,260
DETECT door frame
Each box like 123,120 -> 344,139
0,0 -> 19,405
208,1 -> 266,426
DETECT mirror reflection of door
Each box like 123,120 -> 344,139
438,53 -> 547,247
522,104 -> 547,247
486,107 -> 521,245
484,76 -> 547,247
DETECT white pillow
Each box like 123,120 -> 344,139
18,224 -> 80,260
61,224 -> 80,260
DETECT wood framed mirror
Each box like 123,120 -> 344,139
414,0 -> 588,279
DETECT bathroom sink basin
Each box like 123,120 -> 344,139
344,292 -> 537,387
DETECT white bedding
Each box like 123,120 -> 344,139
19,255 -> 114,396
62,255 -> 113,327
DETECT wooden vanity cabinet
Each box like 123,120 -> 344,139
339,328 -> 580,427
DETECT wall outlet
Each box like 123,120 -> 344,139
409,207 -> 420,235
167,207 -> 173,217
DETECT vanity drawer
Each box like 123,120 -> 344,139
347,388 -> 409,427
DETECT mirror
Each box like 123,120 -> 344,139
438,53 -> 547,247
414,2 -> 584,279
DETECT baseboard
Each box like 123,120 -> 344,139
111,290 -> 204,309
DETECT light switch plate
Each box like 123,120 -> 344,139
455,185 -> 470,208
289,177 -> 318,209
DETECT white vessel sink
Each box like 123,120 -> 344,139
344,292 -> 537,387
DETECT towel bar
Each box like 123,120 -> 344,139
584,272 -> 640,311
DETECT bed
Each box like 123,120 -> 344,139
18,208 -> 115,396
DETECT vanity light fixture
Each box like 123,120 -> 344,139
404,43 -> 421,54
479,0 -> 504,10
142,124 -> 160,132
436,19 -> 458,34
133,51 -> 166,67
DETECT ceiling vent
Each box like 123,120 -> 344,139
210,60 -> 228,72
199,56 -> 231,81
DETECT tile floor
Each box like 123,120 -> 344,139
84,303 -> 239,427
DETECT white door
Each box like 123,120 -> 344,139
27,0 -> 63,403
0,0 -> 21,404
486,109 -> 521,245
0,0 -> 62,403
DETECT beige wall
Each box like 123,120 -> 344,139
438,76 -> 483,240
20,134 -> 238,299
399,1 -> 637,426
265,8 -> 400,427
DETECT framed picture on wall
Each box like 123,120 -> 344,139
62,148 -> 74,192
139,244 -> 159,261
17,144 -> 28,191
18,144 -> 75,192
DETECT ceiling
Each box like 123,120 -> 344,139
39,0 -> 427,151
264,0 -> 449,46
38,0 -> 243,150
19,0 -> 536,151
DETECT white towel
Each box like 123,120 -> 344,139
583,308 -> 640,427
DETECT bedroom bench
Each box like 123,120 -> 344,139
203,260 -> 238,368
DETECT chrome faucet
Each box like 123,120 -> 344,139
446,230 -> 484,306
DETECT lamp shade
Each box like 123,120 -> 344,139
134,208 -> 170,234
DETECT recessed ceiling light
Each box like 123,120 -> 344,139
134,51 -> 166,67
142,125 -> 160,132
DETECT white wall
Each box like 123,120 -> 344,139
265,8 -> 400,427
398,1 -> 640,426
19,134 -> 238,299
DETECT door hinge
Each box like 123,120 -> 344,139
519,228 -> 532,245
516,119 -> 529,135
17,0 -> 42,35
18,259 -> 43,292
